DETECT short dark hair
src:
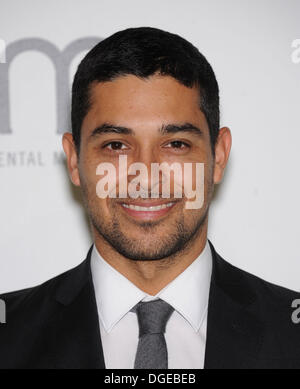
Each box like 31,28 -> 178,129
71,27 -> 220,154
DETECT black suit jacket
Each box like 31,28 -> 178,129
1,241 -> 300,369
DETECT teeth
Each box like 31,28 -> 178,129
122,202 -> 174,211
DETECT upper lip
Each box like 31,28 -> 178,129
117,199 -> 179,207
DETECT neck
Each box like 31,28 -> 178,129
92,222 -> 208,296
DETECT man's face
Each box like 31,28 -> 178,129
66,74 -> 222,261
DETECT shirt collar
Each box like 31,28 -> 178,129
91,241 -> 212,333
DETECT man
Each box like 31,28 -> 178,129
1,27 -> 300,369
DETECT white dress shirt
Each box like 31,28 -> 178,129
91,240 -> 212,369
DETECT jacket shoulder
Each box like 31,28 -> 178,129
0,259 -> 87,314
211,246 -> 300,360
218,253 -> 300,304
0,251 -> 93,368
208,239 -> 300,306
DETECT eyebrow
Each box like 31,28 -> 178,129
88,122 -> 204,140
159,123 -> 204,138
89,123 -> 133,138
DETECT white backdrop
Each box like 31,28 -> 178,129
0,0 -> 299,293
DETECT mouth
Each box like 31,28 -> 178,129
118,200 -> 178,220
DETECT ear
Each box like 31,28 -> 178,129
62,132 -> 81,186
213,127 -> 232,184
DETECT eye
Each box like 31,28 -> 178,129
103,141 -> 128,151
164,140 -> 190,150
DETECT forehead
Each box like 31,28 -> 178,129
82,74 -> 208,133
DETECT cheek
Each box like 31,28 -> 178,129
79,163 -> 100,205
180,153 -> 211,185
80,154 -> 103,187
100,198 -> 112,216
182,157 -> 213,211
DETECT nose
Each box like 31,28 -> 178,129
128,147 -> 159,198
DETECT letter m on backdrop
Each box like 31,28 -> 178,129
0,37 -> 100,134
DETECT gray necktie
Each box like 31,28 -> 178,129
131,298 -> 174,369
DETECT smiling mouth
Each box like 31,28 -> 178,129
118,200 -> 178,220
122,202 -> 174,211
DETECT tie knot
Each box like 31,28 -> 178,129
133,298 -> 174,337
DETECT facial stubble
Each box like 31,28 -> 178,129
80,178 -> 212,262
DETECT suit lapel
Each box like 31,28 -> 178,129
46,242 -> 265,369
204,242 -> 265,369
47,246 -> 106,369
